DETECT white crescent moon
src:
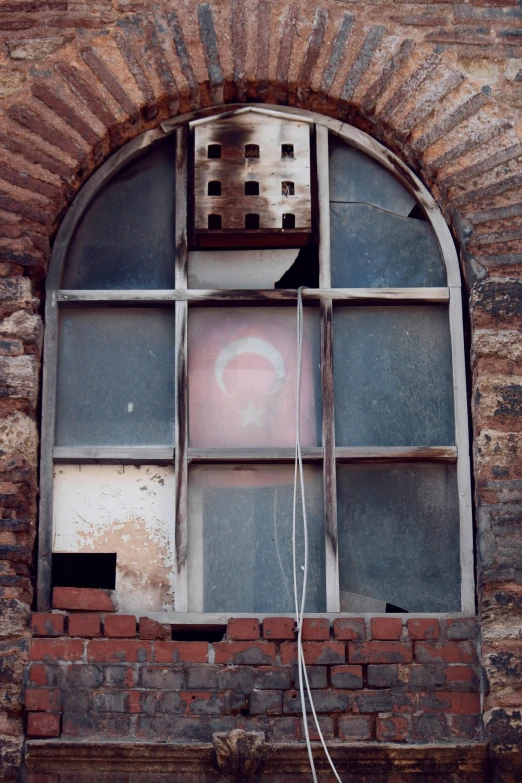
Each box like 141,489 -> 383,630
214,337 -> 285,397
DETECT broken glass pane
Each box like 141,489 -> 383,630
188,464 -> 326,613
188,248 -> 300,289
337,463 -> 461,613
333,306 -> 454,447
330,203 -> 446,288
188,307 -> 321,447
62,136 -> 176,289
329,134 -> 416,215
56,308 -> 175,446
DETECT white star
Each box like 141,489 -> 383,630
239,400 -> 266,427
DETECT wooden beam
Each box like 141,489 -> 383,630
53,447 -> 174,462
187,447 -> 323,462
334,446 -> 457,462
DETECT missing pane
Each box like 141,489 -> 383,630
245,144 -> 260,158
52,553 -> 116,590
208,144 -> 221,159
245,213 -> 260,229
282,213 -> 295,229
282,144 -> 294,158
208,214 -> 222,229
282,181 -> 295,196
245,181 -> 260,196
408,203 -> 428,221
208,181 -> 221,196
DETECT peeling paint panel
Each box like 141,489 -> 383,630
52,464 -> 175,613
188,248 -> 300,289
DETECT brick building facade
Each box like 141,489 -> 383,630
1,0 -> 522,780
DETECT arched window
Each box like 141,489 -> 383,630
39,108 -> 473,619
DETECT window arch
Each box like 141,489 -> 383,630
39,107 -> 473,618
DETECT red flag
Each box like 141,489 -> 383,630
188,308 -> 319,449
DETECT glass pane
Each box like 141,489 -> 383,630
62,136 -> 176,289
53,464 -> 175,613
337,463 -> 461,613
188,248 -> 301,289
330,203 -> 446,288
188,464 -> 326,613
56,308 -> 175,446
329,135 -> 416,216
333,306 -> 454,447
188,307 -> 321,447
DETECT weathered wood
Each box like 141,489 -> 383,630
175,126 -> 188,288
188,447 -> 323,462
321,302 -> 339,613
174,301 -> 188,612
334,446 -> 457,462
317,124 -> 331,289
37,292 -> 58,611
53,447 -> 174,462
57,287 -> 449,303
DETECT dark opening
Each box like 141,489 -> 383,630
52,553 -> 117,590
282,144 -> 294,158
282,213 -> 295,229
245,144 -> 260,158
171,626 -> 226,643
208,181 -> 221,196
245,181 -> 259,196
282,181 -> 295,196
275,244 -> 319,288
208,144 -> 221,159
208,214 -> 222,229
245,213 -> 260,229
408,203 -> 427,221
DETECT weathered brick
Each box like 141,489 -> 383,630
103,665 -> 135,689
370,617 -> 402,641
153,642 -> 207,664
250,689 -> 282,715
139,666 -> 183,690
407,619 -> 440,641
217,666 -> 254,693
30,639 -> 83,662
353,690 -> 394,714
31,613 -> 64,637
86,640 -> 150,663
301,618 -> 330,640
284,689 -> 351,714
262,617 -> 295,640
68,614 -> 101,638
338,715 -> 372,740
420,691 -> 481,714
330,665 -> 363,689
65,664 -> 103,689
415,642 -> 476,665
349,641 -> 412,665
413,712 -> 449,740
139,617 -> 171,641
185,665 -> 218,690
104,615 -> 136,638
367,664 -> 398,688
227,618 -> 260,640
24,687 -> 61,712
254,666 -> 291,690
280,641 -> 345,665
212,642 -> 275,665
333,617 -> 365,641
376,715 -> 410,741
27,712 -> 60,738
445,618 -> 477,641
290,666 -> 327,690
301,715 -> 334,741
52,587 -> 114,612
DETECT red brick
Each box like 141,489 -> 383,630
407,618 -> 440,640
333,618 -> 365,641
331,665 -> 363,689
128,690 -> 141,714
27,712 -> 60,738
301,618 -> 330,640
32,613 -> 64,637
153,641 -> 208,663
263,617 -> 295,639
25,688 -> 61,712
30,638 -> 83,662
227,618 -> 260,640
445,618 -> 477,640
349,641 -> 412,664
445,666 -> 476,684
421,692 -> 481,714
139,616 -> 171,640
104,615 -> 137,638
52,587 -> 115,612
376,715 -> 410,741
415,642 -> 476,664
280,641 -> 345,665
338,715 -> 372,740
213,641 -> 276,665
28,664 -> 48,686
86,639 -> 151,663
370,617 -> 402,640
68,613 -> 101,638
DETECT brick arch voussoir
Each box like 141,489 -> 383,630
0,2 -> 521,288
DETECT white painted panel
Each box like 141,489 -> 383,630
52,464 -> 175,613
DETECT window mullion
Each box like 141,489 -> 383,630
317,123 -> 340,612
174,125 -> 189,612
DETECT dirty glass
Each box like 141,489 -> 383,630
337,463 -> 461,613
330,203 -> 446,288
62,136 -> 176,290
56,308 -> 175,446
188,248 -> 301,289
188,307 -> 321,447
329,135 -> 416,216
333,306 -> 454,447
187,464 -> 326,613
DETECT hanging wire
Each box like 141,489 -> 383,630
293,286 -> 343,783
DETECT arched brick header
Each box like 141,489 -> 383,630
1,1 -> 522,780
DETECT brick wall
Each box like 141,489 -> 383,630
25,614 -> 481,746
0,0 -> 522,780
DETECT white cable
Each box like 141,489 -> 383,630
293,286 -> 343,783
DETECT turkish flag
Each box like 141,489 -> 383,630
188,307 -> 321,448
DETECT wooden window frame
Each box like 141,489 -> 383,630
38,106 -> 474,618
